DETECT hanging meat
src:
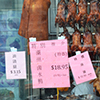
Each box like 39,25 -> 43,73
18,0 -> 30,38
87,0 -> 100,28
66,0 -> 77,29
94,27 -> 100,55
76,0 -> 88,28
55,0 -> 67,27
18,0 -> 51,40
81,29 -> 94,52
18,0 -> 51,54
61,28 -> 71,54
71,28 -> 81,52
89,67 -> 100,94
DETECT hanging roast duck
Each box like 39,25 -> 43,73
66,0 -> 77,29
18,0 -> 51,54
55,0 -> 67,27
87,0 -> 100,28
76,0 -> 88,28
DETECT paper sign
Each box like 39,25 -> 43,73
29,39 -> 70,88
5,51 -> 26,79
76,51 -> 81,55
69,51 -> 96,84
58,36 -> 65,40
10,47 -> 17,52
29,37 -> 36,42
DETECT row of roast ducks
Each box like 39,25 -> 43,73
55,0 -> 100,55
58,27 -> 100,56
55,0 -> 100,28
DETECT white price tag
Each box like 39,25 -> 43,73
10,47 -> 17,52
58,36 -> 65,40
29,37 -> 36,42
76,51 -> 81,55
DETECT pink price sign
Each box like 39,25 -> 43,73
69,51 -> 97,84
29,39 -> 70,88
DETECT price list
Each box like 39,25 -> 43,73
5,51 -> 26,79
29,39 -> 70,88
69,51 -> 96,84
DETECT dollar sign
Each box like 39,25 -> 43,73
51,65 -> 54,70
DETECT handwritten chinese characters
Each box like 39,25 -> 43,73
5,51 -> 26,79
69,51 -> 96,84
29,39 -> 70,88
37,65 -> 43,84
11,54 -> 21,75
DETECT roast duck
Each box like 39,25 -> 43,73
89,67 -> 100,94
18,0 -> 51,53
81,29 -> 94,52
94,27 -> 100,55
61,28 -> 71,54
76,0 -> 88,28
71,28 -> 81,52
55,0 -> 67,27
87,0 -> 100,28
66,0 -> 77,28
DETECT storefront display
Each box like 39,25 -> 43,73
0,0 -> 100,100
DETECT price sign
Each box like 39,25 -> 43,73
69,51 -> 96,84
29,39 -> 70,88
5,51 -> 26,79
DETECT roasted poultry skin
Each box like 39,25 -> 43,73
55,0 -> 66,27
94,31 -> 100,55
61,28 -> 71,54
71,28 -> 81,52
18,0 -> 51,54
76,0 -> 88,28
66,0 -> 76,28
89,67 -> 100,94
18,0 -> 51,40
18,0 -> 30,38
82,29 -> 94,52
87,0 -> 100,27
